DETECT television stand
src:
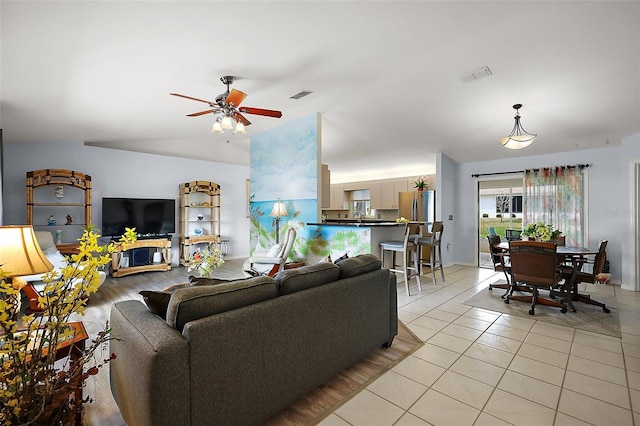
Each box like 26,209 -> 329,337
110,238 -> 171,278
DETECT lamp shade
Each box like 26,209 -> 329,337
499,134 -> 536,149
499,104 -> 537,150
211,120 -> 224,133
0,225 -> 53,277
270,201 -> 288,218
220,115 -> 233,130
233,121 -> 246,135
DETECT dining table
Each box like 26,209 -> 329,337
495,241 -> 607,313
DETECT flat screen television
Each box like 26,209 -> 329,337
102,197 -> 175,237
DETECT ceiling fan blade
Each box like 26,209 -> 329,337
239,107 -> 283,118
186,109 -> 217,117
234,112 -> 251,126
226,89 -> 248,107
170,93 -> 214,104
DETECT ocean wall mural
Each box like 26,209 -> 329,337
249,114 -> 322,259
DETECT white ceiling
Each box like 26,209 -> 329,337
1,1 -> 639,182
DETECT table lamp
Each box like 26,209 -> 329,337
269,200 -> 288,244
0,225 -> 53,313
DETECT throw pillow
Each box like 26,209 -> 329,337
139,290 -> 172,319
334,253 -> 349,264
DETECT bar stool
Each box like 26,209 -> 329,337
380,223 -> 422,296
417,221 -> 445,286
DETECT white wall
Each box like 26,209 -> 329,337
620,133 -> 640,291
452,143 -> 634,285
2,142 -> 250,264
436,153 -> 457,264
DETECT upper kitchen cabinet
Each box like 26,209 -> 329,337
372,179 -> 409,209
330,184 -> 346,209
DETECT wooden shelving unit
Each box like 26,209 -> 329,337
26,169 -> 91,246
110,238 -> 172,278
178,181 -> 221,266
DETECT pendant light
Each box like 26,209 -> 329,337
499,104 -> 537,149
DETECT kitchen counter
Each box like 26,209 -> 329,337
305,221 -> 407,260
308,221 -> 404,227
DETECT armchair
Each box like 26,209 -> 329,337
243,228 -> 296,277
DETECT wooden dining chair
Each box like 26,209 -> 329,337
506,240 -> 567,315
487,235 -> 511,296
558,240 -> 610,313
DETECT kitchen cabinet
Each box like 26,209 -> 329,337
330,184 -> 346,209
369,183 -> 382,209
372,179 -> 409,209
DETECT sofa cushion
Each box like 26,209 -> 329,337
139,290 -> 172,319
165,276 -> 278,331
274,262 -> 340,296
335,254 -> 382,279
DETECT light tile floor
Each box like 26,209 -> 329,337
320,265 -> 640,426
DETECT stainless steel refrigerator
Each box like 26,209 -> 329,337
398,191 -> 436,223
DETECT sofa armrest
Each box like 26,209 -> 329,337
110,300 -> 190,426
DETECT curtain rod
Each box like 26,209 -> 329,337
471,163 -> 590,178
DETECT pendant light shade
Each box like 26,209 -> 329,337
211,119 -> 224,134
500,104 -> 537,149
233,121 -> 246,135
220,115 -> 233,130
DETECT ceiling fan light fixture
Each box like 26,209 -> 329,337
211,119 -> 224,134
233,121 -> 246,135
500,104 -> 537,150
221,115 -> 233,130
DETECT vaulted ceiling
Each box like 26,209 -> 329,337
1,1 -> 638,182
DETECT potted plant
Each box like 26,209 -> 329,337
412,176 -> 430,191
521,222 -> 561,242
0,226 -> 136,425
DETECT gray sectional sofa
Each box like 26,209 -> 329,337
109,254 -> 398,426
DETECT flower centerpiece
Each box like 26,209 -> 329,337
0,226 -> 137,425
521,222 -> 562,242
187,243 -> 225,278
412,175 -> 431,191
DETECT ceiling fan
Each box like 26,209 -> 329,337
170,76 -> 282,134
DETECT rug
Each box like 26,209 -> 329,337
264,321 -> 424,425
463,282 -> 621,337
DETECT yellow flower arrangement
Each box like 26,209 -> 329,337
0,226 -> 136,425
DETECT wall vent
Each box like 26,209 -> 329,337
290,90 -> 313,99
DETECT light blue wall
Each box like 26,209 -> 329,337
2,141 -> 250,262
451,141 -> 638,286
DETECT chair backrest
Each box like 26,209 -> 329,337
487,235 -> 504,267
431,221 -> 444,244
509,240 -> 559,287
505,229 -> 522,241
487,226 -> 497,236
590,240 -> 608,277
278,228 -> 297,260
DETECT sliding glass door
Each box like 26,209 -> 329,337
477,176 -> 524,267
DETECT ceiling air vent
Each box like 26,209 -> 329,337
459,66 -> 493,83
290,90 -> 313,100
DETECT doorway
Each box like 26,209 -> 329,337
477,176 -> 524,267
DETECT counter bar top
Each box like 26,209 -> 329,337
307,222 -> 404,227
